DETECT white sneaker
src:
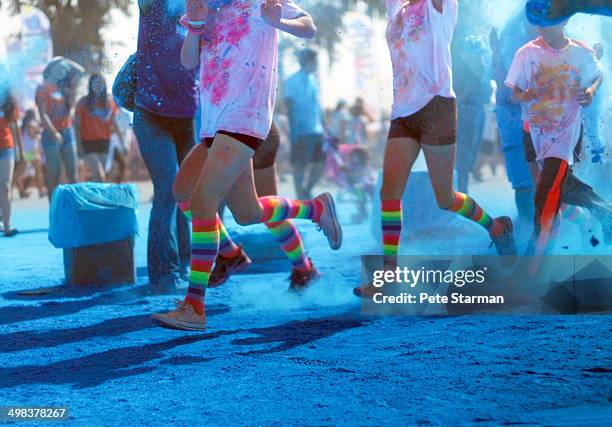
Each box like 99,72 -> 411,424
151,300 -> 206,331
313,192 -> 343,250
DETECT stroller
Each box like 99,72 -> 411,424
324,136 -> 376,223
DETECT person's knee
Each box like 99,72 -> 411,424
233,210 -> 261,226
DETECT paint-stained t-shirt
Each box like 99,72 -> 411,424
198,0 -> 304,140
386,0 -> 458,119
506,37 -> 601,164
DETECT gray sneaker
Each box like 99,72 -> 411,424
313,192 -> 343,250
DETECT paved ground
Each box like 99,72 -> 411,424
0,175 -> 610,425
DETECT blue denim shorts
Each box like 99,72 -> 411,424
0,147 -> 15,160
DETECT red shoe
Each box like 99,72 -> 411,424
490,216 -> 517,267
208,246 -> 252,288
353,283 -> 379,299
288,261 -> 320,291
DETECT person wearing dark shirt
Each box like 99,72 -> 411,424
134,0 -> 198,293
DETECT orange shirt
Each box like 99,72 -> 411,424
35,82 -> 72,130
76,96 -> 118,141
0,102 -> 19,150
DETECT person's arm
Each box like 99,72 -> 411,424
112,117 -> 127,149
36,97 -> 62,144
511,86 -> 537,104
432,0 -> 444,13
74,114 -> 83,155
181,0 -> 208,70
577,73 -> 603,107
138,0 -> 156,12
181,32 -> 202,70
261,1 -> 316,39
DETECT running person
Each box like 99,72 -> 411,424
174,121 -> 320,291
354,0 -> 516,298
152,0 -> 341,331
506,20 -> 612,270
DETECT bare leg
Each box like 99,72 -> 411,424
190,135 -> 255,219
381,137 -> 421,264
421,143 -> 514,260
173,143 -> 208,203
254,165 -> 278,197
32,159 -> 46,197
381,137 -> 421,200
84,153 -> 107,183
0,157 -> 14,234
420,143 -> 456,209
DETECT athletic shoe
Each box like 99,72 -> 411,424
288,262 -> 320,291
208,246 -> 252,288
151,300 -> 206,331
313,192 -> 343,250
490,216 -> 517,266
353,283 -> 379,299
3,228 -> 18,237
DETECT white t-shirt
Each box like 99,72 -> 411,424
505,37 -> 601,164
386,0 -> 458,119
198,0 -> 304,140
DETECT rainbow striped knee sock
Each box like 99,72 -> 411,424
449,192 -> 503,237
178,200 -> 239,257
185,217 -> 219,315
381,199 -> 402,256
266,220 -> 312,271
259,196 -> 323,223
217,218 -> 241,258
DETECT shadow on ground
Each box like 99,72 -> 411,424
0,305 -> 231,353
0,312 -> 367,389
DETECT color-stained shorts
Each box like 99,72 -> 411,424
523,127 -> 583,164
204,123 -> 279,170
388,96 -> 457,145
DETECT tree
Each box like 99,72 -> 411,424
5,0 -> 131,71
310,0 -> 384,60
2,0 -> 386,69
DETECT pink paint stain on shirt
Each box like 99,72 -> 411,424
202,1 -> 252,105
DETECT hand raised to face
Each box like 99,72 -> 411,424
186,0 -> 208,22
261,0 -> 283,28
